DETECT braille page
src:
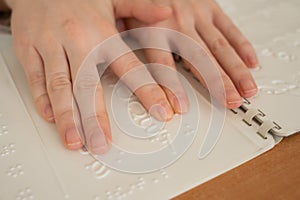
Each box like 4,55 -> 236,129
0,52 -> 83,200
0,34 -> 275,200
218,0 -> 300,136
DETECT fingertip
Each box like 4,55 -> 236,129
245,51 -> 259,68
226,100 -> 243,109
149,101 -> 174,121
172,96 -> 190,114
64,128 -> 83,150
225,89 -> 243,109
161,101 -> 174,121
90,141 -> 112,155
239,78 -> 258,98
89,131 -> 111,155
242,88 -> 258,98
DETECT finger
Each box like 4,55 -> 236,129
74,73 -> 111,155
71,54 -> 112,154
14,42 -> 54,123
213,10 -> 259,68
37,40 -> 83,150
195,23 -> 258,98
123,27 -> 186,115
143,48 -> 189,114
177,30 -> 243,108
60,25 -> 114,154
115,0 -> 172,24
60,21 -> 118,155
182,58 -> 243,109
110,52 -> 174,121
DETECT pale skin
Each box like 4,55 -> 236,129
1,0 -> 259,154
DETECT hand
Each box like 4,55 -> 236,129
124,0 -> 259,108
7,0 -> 174,154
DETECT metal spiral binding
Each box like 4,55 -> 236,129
231,98 -> 282,139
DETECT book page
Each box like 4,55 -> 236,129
218,0 -> 300,135
0,34 -> 275,200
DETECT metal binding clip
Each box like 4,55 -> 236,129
257,120 -> 279,139
243,98 -> 251,105
230,108 -> 238,114
242,108 -> 263,126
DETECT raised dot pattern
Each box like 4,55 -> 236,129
85,160 -> 111,180
254,27 -> 300,96
258,75 -> 300,96
0,124 -> 8,136
7,164 -> 24,178
0,143 -> 15,157
105,177 -> 146,200
15,188 -> 35,200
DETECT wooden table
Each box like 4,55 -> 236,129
174,132 -> 300,200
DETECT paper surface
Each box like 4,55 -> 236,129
1,0 -> 300,199
0,36 -> 274,200
218,0 -> 300,135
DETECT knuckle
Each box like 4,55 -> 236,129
61,17 -> 80,31
176,16 -> 187,30
60,17 -> 85,40
83,112 -> 108,125
47,72 -> 71,92
229,62 -> 248,73
239,41 -> 252,50
153,57 -> 175,67
14,37 -> 33,58
188,48 -> 211,66
210,38 -> 230,54
122,56 -> 142,73
57,109 -> 73,122
183,39 -> 211,62
172,3 -> 193,29
17,36 -> 33,48
76,74 -> 100,91
28,70 -> 46,87
39,32 -> 56,45
176,17 -> 192,32
34,93 -> 48,106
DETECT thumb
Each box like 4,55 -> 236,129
114,0 -> 172,24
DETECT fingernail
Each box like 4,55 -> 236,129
45,105 -> 54,122
173,97 -> 189,114
251,64 -> 262,71
247,53 -> 259,67
226,89 -> 242,107
153,105 -> 168,121
239,79 -> 258,97
90,131 -> 109,155
150,102 -> 170,121
65,128 -> 82,147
